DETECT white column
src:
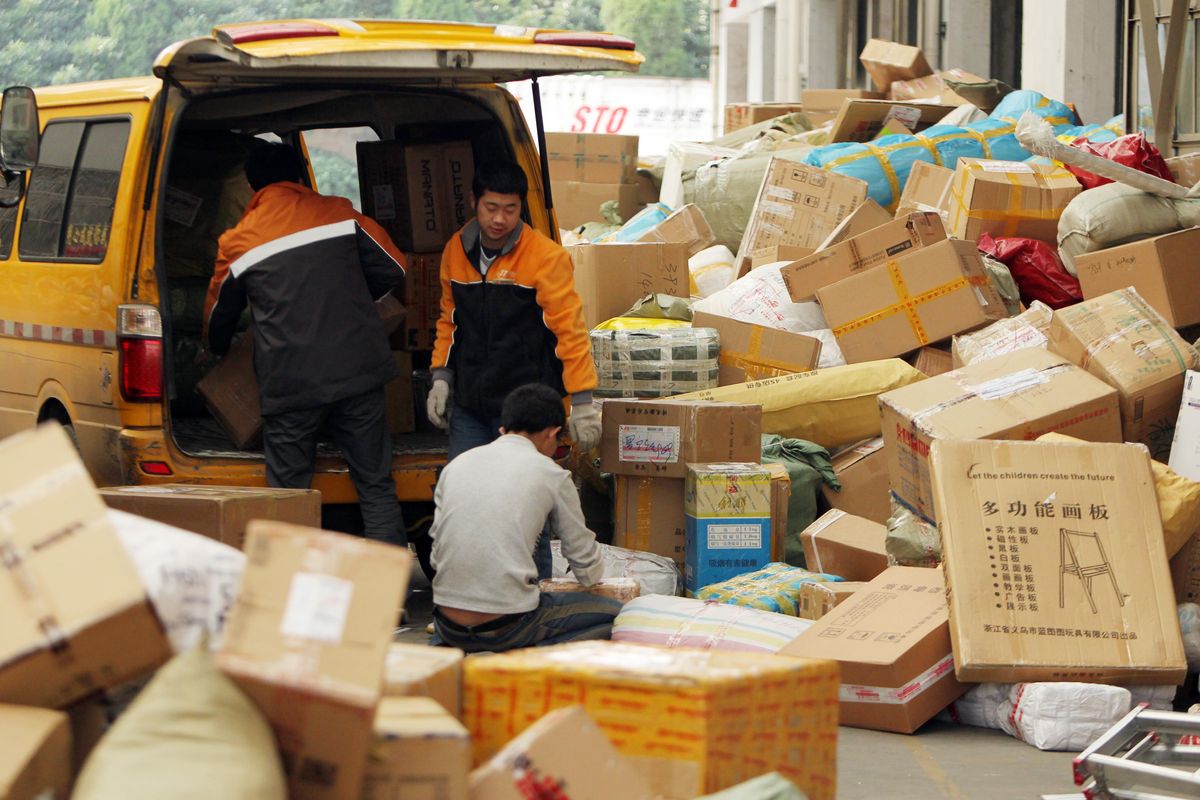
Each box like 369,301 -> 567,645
720,20 -> 750,108
940,0 -> 992,76
1021,0 -> 1120,124
747,5 -> 777,101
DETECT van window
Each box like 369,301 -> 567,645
19,119 -> 130,262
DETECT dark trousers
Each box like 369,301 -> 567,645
430,592 -> 622,653
263,386 -> 405,546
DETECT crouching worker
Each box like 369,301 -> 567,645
429,383 -> 620,652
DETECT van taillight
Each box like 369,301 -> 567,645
117,304 -> 163,402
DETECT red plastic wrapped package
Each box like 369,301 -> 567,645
977,233 -> 1082,310
1066,132 -> 1173,190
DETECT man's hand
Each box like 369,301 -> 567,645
427,379 -> 451,430
568,403 -> 601,452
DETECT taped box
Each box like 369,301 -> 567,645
1048,287 -> 1200,462
384,643 -> 464,720
544,132 -> 638,184
0,704 -> 71,800
633,203 -> 716,257
816,198 -> 894,251
800,89 -> 885,126
685,463 -> 774,594
889,69 -> 987,105
821,437 -> 891,525
553,181 -> 640,230
1074,228 -> 1200,328
591,327 -> 720,399
599,399 -> 762,480
462,641 -> 840,800
691,311 -> 821,385
950,300 -> 1052,369
612,594 -> 813,653
829,100 -> 956,144
894,161 -> 953,219
99,484 -> 321,550
197,332 -> 262,449
567,242 -> 689,329
780,565 -> 965,734
724,102 -> 804,135
217,522 -> 411,800
879,348 -> 1123,523
797,580 -> 868,621
931,438 -> 1187,685
613,475 -> 686,567
362,697 -> 469,800
0,425 -> 171,709
947,158 -> 1081,244
800,509 -> 888,581
817,238 -> 1008,364
859,39 -> 933,93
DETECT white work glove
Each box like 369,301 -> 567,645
427,379 -> 451,430
568,403 -> 601,452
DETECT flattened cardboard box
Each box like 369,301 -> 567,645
947,158 -> 1081,244
1074,227 -> 1200,329
0,704 -> 71,800
879,348 -> 1123,523
99,484 -> 321,550
553,181 -> 640,230
0,425 -> 171,709
613,475 -> 686,567
362,697 -> 469,800
859,38 -> 933,93
817,238 -> 1007,363
384,643 -> 464,720
931,439 -> 1187,685
1048,287 -> 1200,462
822,437 -> 891,525
797,580 -> 868,621
800,509 -> 889,582
829,100 -> 956,144
691,311 -> 821,385
567,242 -> 688,329
545,132 -> 638,184
801,89 -> 886,126
780,566 -> 965,734
599,399 -> 763,480
894,161 -> 954,219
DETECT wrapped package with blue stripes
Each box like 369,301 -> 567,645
696,562 -> 843,615
591,327 -> 720,398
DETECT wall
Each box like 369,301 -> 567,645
1020,0 -> 1121,123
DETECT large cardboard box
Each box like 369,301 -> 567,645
691,311 -> 821,384
385,351 -> 415,434
99,484 -> 321,550
879,348 -> 1123,523
463,641 -> 840,800
362,697 -> 469,800
766,463 -> 792,563
889,69 -> 988,104
469,706 -> 652,800
780,566 -> 965,734
197,333 -> 262,449
801,89 -> 886,126
685,463 -> 773,594
633,203 -> 715,257
1048,287 -> 1200,462
403,252 -> 443,351
815,198 -> 894,251
800,509 -> 888,581
567,242 -> 689,328
217,522 -> 411,800
736,158 -> 869,275
599,399 -> 762,480
797,580 -> 868,621
545,132 -> 638,184
1171,533 -> 1200,603
613,475 -> 686,567
1166,152 -> 1200,187
860,39 -> 933,92
1074,228 -> 1200,328
894,161 -> 954,218
0,425 -> 172,709
0,704 -> 71,800
724,102 -> 804,134
822,437 -> 890,525
911,346 -> 954,377
384,643 -> 464,720
931,438 -> 1187,685
818,238 -> 1008,363
552,181 -> 640,230
947,158 -> 1081,244
829,99 -> 956,144
781,212 -> 947,301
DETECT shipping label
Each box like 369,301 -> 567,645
618,424 -> 680,463
280,572 -> 354,644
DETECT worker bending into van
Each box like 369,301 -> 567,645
204,141 -> 409,546
429,383 -> 620,652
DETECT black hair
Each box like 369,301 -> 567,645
244,141 -> 305,191
501,383 -> 565,435
472,160 -> 528,200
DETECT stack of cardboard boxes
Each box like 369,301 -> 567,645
545,132 -> 640,229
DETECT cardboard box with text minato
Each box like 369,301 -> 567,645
600,399 -> 762,480
931,438 -> 1187,685
357,140 -> 474,253
567,242 -> 688,328
691,311 -> 821,385
797,580 -> 868,621
384,643 -> 464,721
800,509 -> 889,581
879,348 -> 1123,523
947,159 -> 1080,245
217,522 -> 411,800
362,697 -> 469,800
822,438 -> 891,525
780,565 -> 965,734
613,475 -> 686,568
0,704 -> 71,800
1074,228 -> 1200,328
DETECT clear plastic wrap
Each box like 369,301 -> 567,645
590,327 -> 720,398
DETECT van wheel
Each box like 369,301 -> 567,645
39,407 -> 80,454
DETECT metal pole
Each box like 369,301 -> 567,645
530,76 -> 554,221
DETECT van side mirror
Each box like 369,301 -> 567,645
0,86 -> 40,172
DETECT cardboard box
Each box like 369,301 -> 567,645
829,99 -> 957,144
800,509 -> 888,581
931,438 -> 1187,684
217,522 -> 412,800
613,475 -> 686,567
362,697 -> 469,800
797,580 -> 868,621
1170,370 -> 1200,482
894,161 -> 954,219
860,39 -> 933,93
818,238 -> 1007,363
822,437 -> 891,525
749,244 -> 818,269
567,242 -> 689,329
814,198 -> 894,251
1166,152 -> 1200,187
538,577 -> 641,604
947,158 -> 1081,244
1074,228 -> 1200,328
402,252 -> 442,351
685,463 -> 773,594
879,348 -> 1123,523
99,484 -> 321,550
1171,532 -> 1200,603
724,102 -> 805,134
889,69 -> 988,105
950,301 -> 1053,369
781,566 -> 964,733
384,643 -> 464,720
691,311 -> 820,384
801,89 -> 886,126
599,399 -> 762,480
633,203 -> 716,257
0,425 -> 172,709
1048,287 -> 1200,461
0,704 -> 71,800
545,132 -> 638,184
736,158 -> 869,276
463,641 -> 840,800
912,346 -> 954,377
781,212 -> 947,301
767,463 -> 792,564
357,140 -> 475,252
197,332 -> 262,449
385,351 -> 415,434
469,706 -> 652,800
552,181 -> 640,230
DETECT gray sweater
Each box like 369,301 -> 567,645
430,434 -> 606,614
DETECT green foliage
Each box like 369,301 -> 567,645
308,149 -> 363,209
600,0 -> 709,78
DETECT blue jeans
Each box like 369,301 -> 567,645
447,404 -> 552,580
430,591 -> 622,652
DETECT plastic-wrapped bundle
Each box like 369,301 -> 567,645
885,496 -> 941,567
590,327 -> 720,398
689,244 -> 737,299
951,300 -> 1053,368
695,562 -> 842,615
550,541 -> 681,596
612,594 -> 813,653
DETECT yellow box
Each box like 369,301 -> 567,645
462,641 -> 840,800
684,463 -> 772,518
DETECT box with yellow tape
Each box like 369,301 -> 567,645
691,310 -> 821,385
685,464 -> 773,594
461,640 -> 840,800
948,158 -> 1081,244
817,239 -> 1008,363
613,475 -> 686,567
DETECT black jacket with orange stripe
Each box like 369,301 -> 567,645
431,220 -> 596,419
204,182 -> 407,416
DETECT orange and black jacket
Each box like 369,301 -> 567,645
204,181 -> 407,415
431,219 -> 597,419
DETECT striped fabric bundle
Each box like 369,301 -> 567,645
612,594 -> 813,654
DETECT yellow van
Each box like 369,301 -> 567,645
0,19 -> 640,507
